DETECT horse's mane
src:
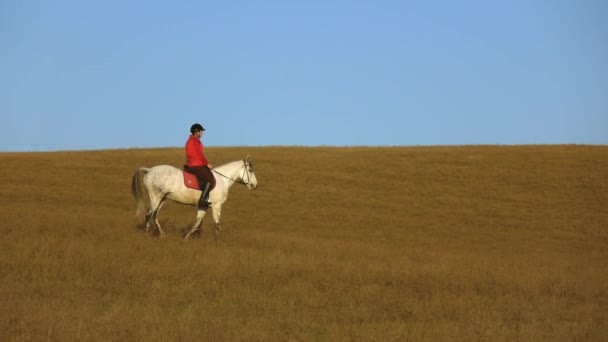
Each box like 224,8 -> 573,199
214,159 -> 244,172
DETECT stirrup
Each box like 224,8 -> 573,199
198,199 -> 212,209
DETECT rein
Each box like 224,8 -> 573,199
211,160 -> 251,186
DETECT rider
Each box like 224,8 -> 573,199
185,123 -> 216,209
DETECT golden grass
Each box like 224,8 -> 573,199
0,145 -> 606,340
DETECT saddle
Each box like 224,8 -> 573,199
182,166 -> 208,191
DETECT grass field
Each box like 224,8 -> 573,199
0,145 -> 606,340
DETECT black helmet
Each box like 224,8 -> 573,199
190,123 -> 205,134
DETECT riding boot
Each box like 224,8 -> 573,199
198,182 -> 212,209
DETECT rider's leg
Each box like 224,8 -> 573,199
198,182 -> 211,209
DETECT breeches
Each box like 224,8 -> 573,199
185,165 -> 216,190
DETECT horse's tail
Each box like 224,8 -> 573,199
131,167 -> 150,217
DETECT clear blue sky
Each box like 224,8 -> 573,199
1,1 -> 607,151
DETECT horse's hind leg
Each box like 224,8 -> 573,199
144,209 -> 153,231
153,199 -> 168,238
184,209 -> 207,240
147,191 -> 167,238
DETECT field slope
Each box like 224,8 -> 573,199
0,145 -> 606,340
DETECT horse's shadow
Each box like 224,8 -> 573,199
135,221 -> 204,239
179,226 -> 202,239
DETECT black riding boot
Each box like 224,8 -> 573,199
197,182 -> 212,209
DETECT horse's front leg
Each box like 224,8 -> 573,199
184,209 -> 207,240
212,205 -> 222,242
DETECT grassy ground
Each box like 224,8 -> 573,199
0,145 -> 606,340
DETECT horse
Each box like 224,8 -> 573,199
131,155 -> 258,240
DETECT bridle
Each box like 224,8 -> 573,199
212,159 -> 254,188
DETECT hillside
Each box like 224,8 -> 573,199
0,145 -> 606,340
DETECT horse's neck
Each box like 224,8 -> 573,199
215,161 -> 243,186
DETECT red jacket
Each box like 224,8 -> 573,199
185,135 -> 208,167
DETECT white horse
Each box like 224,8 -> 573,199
131,156 -> 258,239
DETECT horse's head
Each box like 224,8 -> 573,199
242,155 -> 258,190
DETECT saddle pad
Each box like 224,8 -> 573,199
182,170 -> 200,190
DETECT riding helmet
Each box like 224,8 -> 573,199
190,123 -> 205,133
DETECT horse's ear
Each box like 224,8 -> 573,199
246,155 -> 251,162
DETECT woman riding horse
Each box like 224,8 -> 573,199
184,123 -> 215,208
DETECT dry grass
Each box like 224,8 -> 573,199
0,145 -> 606,341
